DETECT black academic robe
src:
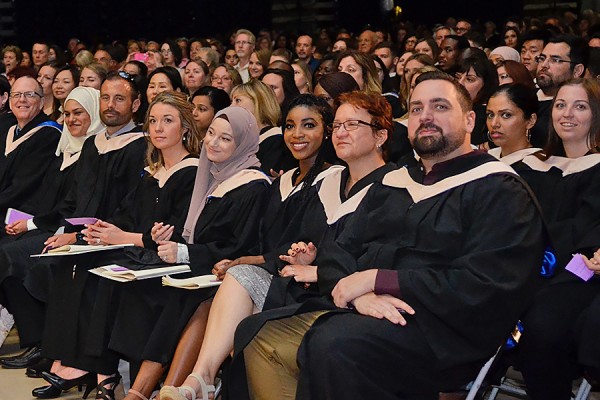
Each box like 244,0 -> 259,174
226,162 -> 398,399
58,131 -> 147,230
470,103 -> 488,146
40,131 -> 147,372
0,112 -> 61,221
107,170 -> 270,366
262,163 -> 398,309
518,155 -> 600,399
387,121 -> 413,165
41,158 -> 200,374
294,152 -> 545,399
230,152 -> 545,399
257,126 -> 297,175
530,99 -> 551,149
0,156 -> 79,284
257,167 -> 337,270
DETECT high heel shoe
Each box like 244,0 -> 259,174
95,373 -> 121,400
31,384 -> 62,399
40,370 -> 97,398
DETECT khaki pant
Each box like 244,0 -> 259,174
244,311 -> 328,400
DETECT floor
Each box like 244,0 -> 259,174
1,327 -> 598,400
0,328 -> 127,400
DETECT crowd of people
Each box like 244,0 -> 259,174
0,8 -> 599,400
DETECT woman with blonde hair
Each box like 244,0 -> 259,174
231,79 -> 296,174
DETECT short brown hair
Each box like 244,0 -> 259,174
414,70 -> 473,113
335,91 -> 393,160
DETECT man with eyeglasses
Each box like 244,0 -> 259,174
234,29 -> 256,83
0,76 -> 61,225
531,34 -> 589,148
0,71 -> 146,373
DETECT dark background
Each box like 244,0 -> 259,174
13,0 -> 525,49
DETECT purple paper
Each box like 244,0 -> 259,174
565,254 -> 595,281
5,208 -> 33,225
108,266 -> 129,272
65,217 -> 98,226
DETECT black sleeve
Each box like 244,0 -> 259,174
187,181 -> 270,275
0,128 -> 61,217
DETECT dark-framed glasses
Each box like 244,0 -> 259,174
328,119 -> 381,133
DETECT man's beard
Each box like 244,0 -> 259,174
412,123 -> 463,158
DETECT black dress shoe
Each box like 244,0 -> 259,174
0,345 -> 38,361
26,357 -> 53,378
0,345 -> 42,369
32,384 -> 62,399
41,371 -> 96,398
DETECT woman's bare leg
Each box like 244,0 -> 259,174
168,274 -> 257,398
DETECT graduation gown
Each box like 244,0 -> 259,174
293,152 -> 546,399
257,166 -> 340,270
231,152 -> 545,399
0,112 -> 61,221
41,129 -> 147,371
226,162 -> 398,399
107,169 -> 271,366
43,157 -> 199,374
256,126 -> 297,175
0,155 -> 80,284
518,154 -> 600,399
262,163 -> 398,309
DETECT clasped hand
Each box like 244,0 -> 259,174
82,220 -> 124,245
5,220 -> 28,235
332,270 -> 415,325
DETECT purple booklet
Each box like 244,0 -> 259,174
65,217 -> 98,226
4,208 -> 34,225
565,253 -> 595,281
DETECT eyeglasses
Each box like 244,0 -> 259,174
235,40 -> 254,46
9,91 -> 42,100
328,119 -> 381,133
161,49 -> 172,55
535,55 -> 577,65
211,75 -> 232,82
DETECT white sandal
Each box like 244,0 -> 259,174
160,373 -> 215,400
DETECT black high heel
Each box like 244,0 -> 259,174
40,371 -> 97,398
95,373 -> 122,400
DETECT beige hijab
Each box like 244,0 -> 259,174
55,87 -> 105,170
182,106 -> 261,243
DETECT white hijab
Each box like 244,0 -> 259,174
55,86 -> 105,170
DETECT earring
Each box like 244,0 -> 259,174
487,130 -> 493,142
376,143 -> 382,149
526,129 -> 531,143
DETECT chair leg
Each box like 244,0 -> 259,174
574,379 -> 592,400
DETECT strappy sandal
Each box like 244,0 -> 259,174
128,388 -> 149,400
95,373 -> 121,400
160,373 -> 215,400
